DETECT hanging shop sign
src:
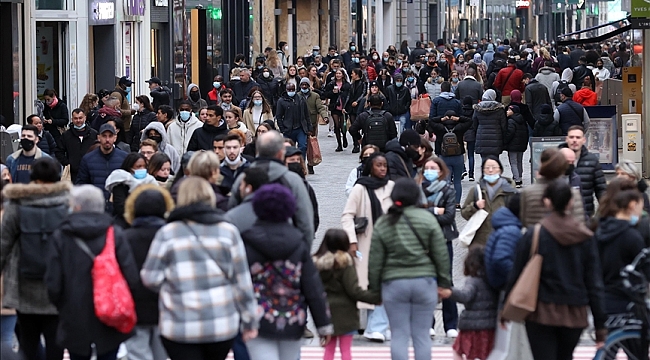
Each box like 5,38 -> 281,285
89,0 -> 116,25
124,0 -> 145,17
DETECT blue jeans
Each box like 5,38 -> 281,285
232,332 -> 250,360
0,315 -> 16,349
397,112 -> 411,133
432,242 -> 458,332
466,141 -> 476,177
286,128 -> 307,159
440,154 -> 464,204
364,305 -> 389,336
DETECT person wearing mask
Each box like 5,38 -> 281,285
55,109 -> 99,183
207,75 -> 226,106
385,73 -> 412,132
42,88 -> 70,145
437,54 -> 452,81
367,177 -> 451,355
276,41 -> 289,68
1,157 -> 69,360
347,69 -> 368,129
141,177 -> 259,360
44,185 -> 140,360
430,82 -> 462,118
324,69 -> 352,151
615,159 -> 650,214
122,185 -> 173,360
187,105 -> 229,152
130,96 -> 157,151
167,100 -> 203,155
146,77 -> 171,111
461,156 -> 517,247
349,94 -> 397,153
110,76 -> 136,134
341,152 -> 394,342
418,157 -> 460,338
26,115 -> 57,156
473,90 -> 507,162
141,122 -> 181,174
187,83 -> 208,113
256,67 -> 279,109
505,180 -> 607,360
225,167 -> 270,233
5,125 -> 52,184
242,90 -> 274,132
592,59 -> 611,82
276,83 -> 312,157
504,105 -> 529,188
232,69 -> 260,106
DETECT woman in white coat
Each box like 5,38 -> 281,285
341,152 -> 394,342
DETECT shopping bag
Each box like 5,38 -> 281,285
501,224 -> 542,322
307,136 -> 322,166
458,185 -> 489,247
410,96 -> 431,121
487,321 -> 534,360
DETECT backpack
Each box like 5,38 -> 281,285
554,80 -> 569,105
441,128 -> 462,156
74,226 -> 137,334
364,110 -> 388,149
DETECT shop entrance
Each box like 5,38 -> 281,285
35,21 -> 65,102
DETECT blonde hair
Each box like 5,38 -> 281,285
187,151 -> 220,181
267,50 -> 281,68
177,176 -> 215,207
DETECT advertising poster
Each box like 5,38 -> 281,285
530,136 -> 565,182
35,26 -> 54,97
585,105 -> 617,170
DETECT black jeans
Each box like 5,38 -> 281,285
432,241 -> 458,331
525,321 -> 583,360
161,336 -> 234,360
69,348 -> 118,360
15,313 -> 63,360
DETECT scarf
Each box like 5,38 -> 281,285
425,180 -> 448,206
48,97 -> 59,109
355,175 -> 389,224
485,177 -> 506,201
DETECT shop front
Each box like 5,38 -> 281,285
0,0 -> 22,126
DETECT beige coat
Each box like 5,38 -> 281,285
242,108 -> 274,133
341,181 -> 394,309
520,177 -> 586,227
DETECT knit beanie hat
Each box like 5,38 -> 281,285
540,104 -> 553,115
399,129 -> 420,147
300,77 -> 311,86
253,183 -> 296,222
510,90 -> 522,103
463,95 -> 474,106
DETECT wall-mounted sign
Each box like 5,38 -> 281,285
516,0 -> 530,8
124,0 -> 145,17
632,0 -> 650,18
89,0 -> 116,25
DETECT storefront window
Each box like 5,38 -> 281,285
36,0 -> 66,10
35,22 -> 61,100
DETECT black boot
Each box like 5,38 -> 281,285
308,165 -> 314,174
352,144 -> 360,153
342,135 -> 348,149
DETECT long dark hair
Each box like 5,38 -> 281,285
385,177 -> 421,225
314,229 -> 351,261
543,179 -> 572,216
120,152 -> 147,173
361,152 -> 386,177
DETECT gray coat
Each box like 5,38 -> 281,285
0,181 -> 72,314
225,195 -> 257,234
449,276 -> 498,330
454,76 -> 484,104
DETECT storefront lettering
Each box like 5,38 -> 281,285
89,0 -> 116,25
124,0 -> 145,17
97,2 -> 114,20
516,0 -> 530,8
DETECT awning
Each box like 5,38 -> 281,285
556,16 -> 631,46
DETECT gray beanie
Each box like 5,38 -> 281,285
300,77 -> 311,85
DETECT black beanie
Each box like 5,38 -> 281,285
540,104 -> 552,115
134,190 -> 167,219
463,96 -> 473,106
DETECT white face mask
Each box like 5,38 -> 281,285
132,103 -> 140,112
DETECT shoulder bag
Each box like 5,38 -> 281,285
354,190 -> 369,234
458,184 -> 489,247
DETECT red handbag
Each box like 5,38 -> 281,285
74,226 -> 137,333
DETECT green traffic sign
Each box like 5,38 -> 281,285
632,0 -> 650,19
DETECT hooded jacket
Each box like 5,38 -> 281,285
141,122 -> 181,173
314,251 -> 380,335
533,111 -> 561,136
594,217 -> 649,302
524,79 -> 552,119
55,126 -> 99,182
573,88 -> 598,106
449,276 -> 498,331
130,109 -> 156,151
241,221 -> 333,340
558,144 -> 606,217
484,207 -> 523,289
44,212 -> 139,356
493,65 -> 524,96
186,119 -> 229,152
384,138 -> 417,180
0,181 -> 71,315
275,92 -> 312,135
535,66 -> 561,99
186,83 -> 208,113
228,159 -> 314,246
427,114 -> 472,156
167,112 -> 202,155
504,111 -> 529,152
430,92 -> 462,118
473,100 -> 507,155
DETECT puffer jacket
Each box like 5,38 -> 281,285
75,148 -> 128,212
429,92 -> 462,118
36,130 -> 57,156
141,122 -> 181,173
533,112 -> 561,136
473,101 -> 507,155
422,180 -> 459,241
520,177 -> 586,227
462,104 -> 476,142
449,276 -> 498,330
427,114 -> 472,156
558,144 -> 606,217
130,109 -> 156,151
55,126 -> 99,182
504,112 -> 529,152
484,207 -> 522,290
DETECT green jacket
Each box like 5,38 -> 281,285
314,251 -> 380,335
368,207 -> 451,292
301,90 -> 329,127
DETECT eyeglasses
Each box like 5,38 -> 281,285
483,166 -> 500,171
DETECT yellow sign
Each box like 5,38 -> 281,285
622,67 -> 642,114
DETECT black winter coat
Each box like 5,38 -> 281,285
505,113 -> 529,152
232,80 -> 261,106
384,138 -> 416,179
462,104 -> 476,142
427,115 -> 472,156
275,94 -> 312,135
45,212 -> 140,356
422,180 -> 459,241
558,144 -> 606,217
385,85 -> 412,116
524,80 -> 552,119
509,101 -> 535,130
323,81 -> 351,113
123,216 -> 167,325
533,113 -> 561,136
186,121 -> 229,151
349,109 -> 398,151
150,86 -> 171,111
572,64 -> 596,90
473,101 -> 507,155
37,130 -> 58,156
55,126 -> 99,183
355,94 -> 390,115
347,80 -> 368,114
256,75 -> 279,109
74,148 -> 129,212
130,110 -> 156,151
42,101 -> 70,144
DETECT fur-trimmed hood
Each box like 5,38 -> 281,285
124,184 -> 174,225
2,181 -> 72,204
313,250 -> 354,271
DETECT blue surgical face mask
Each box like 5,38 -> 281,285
213,81 -> 221,88
483,174 -> 500,183
630,215 -> 640,226
133,169 -> 147,180
179,111 -> 191,122
350,46 -> 356,51
407,76 -> 415,82
353,57 -> 360,63
423,169 -> 439,182
287,91 -> 296,97
253,99 -> 263,106
395,82 -> 403,87
397,60 -> 403,65
125,86 -> 131,93
301,88 -> 310,93
452,77 -> 459,82
383,57 -> 389,62
73,124 -> 86,130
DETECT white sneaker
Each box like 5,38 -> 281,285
327,130 -> 334,137
446,329 -> 459,338
385,329 -> 391,341
117,343 -> 128,359
363,331 -> 386,342
429,328 -> 436,337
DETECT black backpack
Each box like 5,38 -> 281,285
554,80 -> 569,105
364,110 -> 388,149
441,128 -> 462,156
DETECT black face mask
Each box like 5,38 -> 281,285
190,92 -> 200,101
149,135 -> 163,144
1,179 -> 9,187
155,175 -> 169,182
565,164 -> 575,176
361,157 -> 370,166
287,162 -> 305,178
405,147 -> 420,161
20,138 -> 35,152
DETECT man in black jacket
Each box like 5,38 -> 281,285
523,74 -> 552,119
146,77 -> 171,111
276,83 -> 312,157
571,56 -> 596,91
349,94 -> 398,152
454,68 -> 484,103
55,109 -> 98,182
385,73 -> 412,132
560,125 -> 607,217
186,105 -> 229,151
231,69 -> 260,105
384,129 -> 420,180
554,87 -> 590,135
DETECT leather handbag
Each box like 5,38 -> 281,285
410,96 -> 431,121
307,136 -> 322,166
354,217 -> 369,234
458,185 -> 489,247
501,224 -> 543,322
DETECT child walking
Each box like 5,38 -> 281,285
441,246 -> 498,360
313,229 -> 381,360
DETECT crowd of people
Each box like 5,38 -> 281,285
0,35 -> 648,360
